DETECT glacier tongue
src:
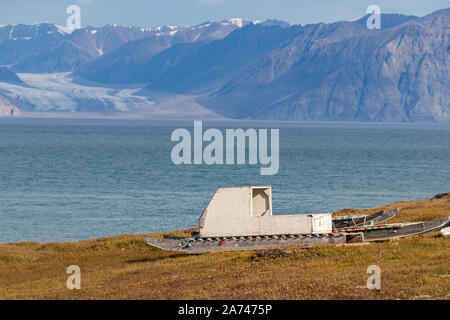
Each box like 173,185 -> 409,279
0,72 -> 223,119
0,72 -> 149,112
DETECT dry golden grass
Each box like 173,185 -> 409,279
0,196 -> 449,300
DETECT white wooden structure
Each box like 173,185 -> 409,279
199,186 -> 332,237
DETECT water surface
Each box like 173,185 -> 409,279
1,118 -> 449,243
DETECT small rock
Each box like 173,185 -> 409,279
253,249 -> 292,258
432,192 -> 450,199
440,227 -> 450,237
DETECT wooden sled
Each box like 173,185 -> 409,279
340,216 -> 450,241
332,209 -> 399,229
145,234 -> 346,254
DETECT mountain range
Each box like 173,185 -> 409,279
0,10 -> 448,122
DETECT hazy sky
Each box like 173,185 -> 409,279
1,0 -> 448,27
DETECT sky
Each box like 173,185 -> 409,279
0,0 -> 448,28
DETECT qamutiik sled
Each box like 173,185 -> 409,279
332,209 -> 398,229
144,186 -> 449,253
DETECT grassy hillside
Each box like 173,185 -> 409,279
1,196 -> 449,299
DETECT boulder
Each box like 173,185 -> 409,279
432,192 -> 450,199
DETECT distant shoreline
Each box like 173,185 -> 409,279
2,114 -> 450,125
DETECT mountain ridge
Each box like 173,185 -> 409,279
200,9 -> 449,122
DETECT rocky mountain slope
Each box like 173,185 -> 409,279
1,18 -> 274,74
200,9 -> 449,122
0,10 -> 448,121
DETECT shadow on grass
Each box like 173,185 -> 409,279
127,252 -> 188,263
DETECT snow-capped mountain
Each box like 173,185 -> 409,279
0,11 -> 448,122
0,23 -> 68,67
0,18 -> 288,74
76,19 -> 294,84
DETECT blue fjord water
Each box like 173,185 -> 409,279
0,118 -> 449,243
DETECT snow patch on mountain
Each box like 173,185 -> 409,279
56,25 -> 76,34
228,18 -> 244,27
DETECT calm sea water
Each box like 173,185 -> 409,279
1,118 -> 449,243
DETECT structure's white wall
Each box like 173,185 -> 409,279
199,186 -> 332,237
200,187 -> 257,237
259,215 -> 313,235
